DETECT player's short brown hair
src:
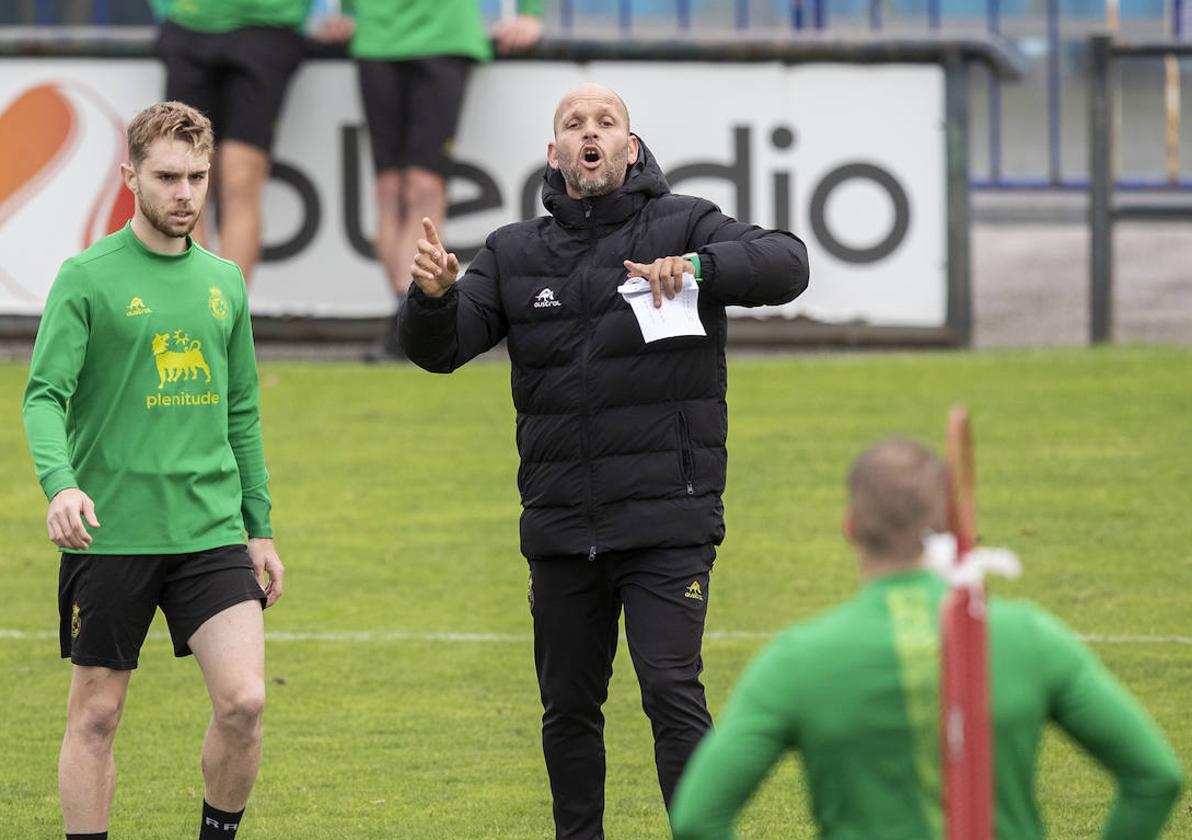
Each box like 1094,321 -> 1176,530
127,101 -> 214,168
847,438 -> 949,561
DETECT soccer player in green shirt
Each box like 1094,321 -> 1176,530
23,101 -> 284,840
669,438 -> 1184,840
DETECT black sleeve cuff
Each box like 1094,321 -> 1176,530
698,251 -> 717,288
408,283 -> 457,310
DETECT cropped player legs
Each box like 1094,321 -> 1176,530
190,599 -> 267,811
620,549 -> 714,808
216,141 -> 270,284
530,558 -> 620,840
375,167 -> 446,296
59,666 -> 132,834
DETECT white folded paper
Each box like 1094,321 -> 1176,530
616,272 -> 706,343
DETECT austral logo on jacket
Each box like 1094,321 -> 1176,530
533,287 -> 562,309
145,330 -> 219,410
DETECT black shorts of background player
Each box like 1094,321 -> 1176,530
157,18 -> 307,284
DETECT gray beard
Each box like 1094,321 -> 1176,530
560,151 -> 629,198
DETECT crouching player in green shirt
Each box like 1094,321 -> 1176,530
670,438 -> 1184,840
22,101 -> 284,840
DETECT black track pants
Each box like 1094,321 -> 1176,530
529,545 -> 715,840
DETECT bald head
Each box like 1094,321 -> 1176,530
547,82 -> 639,199
553,83 -> 631,136
846,438 -> 949,565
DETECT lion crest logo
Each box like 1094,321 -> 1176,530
71,603 -> 81,639
151,330 -> 212,389
208,287 -> 228,321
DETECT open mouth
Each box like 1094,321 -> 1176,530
581,145 -> 602,169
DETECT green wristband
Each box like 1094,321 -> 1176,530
683,252 -> 702,283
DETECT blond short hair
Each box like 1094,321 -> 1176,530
847,438 -> 949,561
127,101 -> 214,168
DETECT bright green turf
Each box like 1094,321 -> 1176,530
1,345 -> 1189,839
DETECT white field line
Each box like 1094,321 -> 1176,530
1,629 -> 1190,645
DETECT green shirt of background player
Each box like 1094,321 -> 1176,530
669,438 -> 1184,840
152,0 -> 311,32
318,0 -> 544,361
22,102 -> 283,840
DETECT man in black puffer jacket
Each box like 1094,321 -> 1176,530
400,83 -> 809,840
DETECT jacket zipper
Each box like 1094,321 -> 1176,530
676,410 -> 695,495
581,200 -> 597,560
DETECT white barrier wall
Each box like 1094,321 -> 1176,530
0,59 -> 946,326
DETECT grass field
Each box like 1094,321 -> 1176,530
1,345 -> 1190,839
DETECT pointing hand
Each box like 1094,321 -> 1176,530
411,218 -> 461,298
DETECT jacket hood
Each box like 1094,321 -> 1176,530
541,135 -> 670,228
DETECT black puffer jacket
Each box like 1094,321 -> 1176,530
401,139 -> 809,560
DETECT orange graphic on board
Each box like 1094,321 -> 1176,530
0,83 -> 134,247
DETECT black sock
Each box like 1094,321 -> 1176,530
199,801 -> 245,839
66,833 -> 108,839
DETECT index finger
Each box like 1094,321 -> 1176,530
422,217 -> 442,247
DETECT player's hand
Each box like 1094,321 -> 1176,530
491,15 -> 543,54
411,218 -> 461,298
623,256 -> 696,309
46,488 -> 100,551
248,537 -> 284,608
313,15 -> 355,43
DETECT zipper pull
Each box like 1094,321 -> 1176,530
588,546 -> 597,562
583,201 -> 592,220
686,481 -> 694,496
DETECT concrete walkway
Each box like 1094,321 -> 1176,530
973,221 -> 1192,348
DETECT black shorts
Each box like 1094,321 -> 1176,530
357,56 -> 472,176
58,544 -> 266,670
157,20 -> 306,152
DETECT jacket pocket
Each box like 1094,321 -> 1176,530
675,410 -> 695,496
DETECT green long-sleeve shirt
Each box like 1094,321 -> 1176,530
23,223 -> 272,555
670,571 -> 1184,840
344,0 -> 543,62
157,0 -> 312,32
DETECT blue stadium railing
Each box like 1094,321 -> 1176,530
5,0 -> 1189,191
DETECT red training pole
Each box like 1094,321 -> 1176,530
940,405 -> 994,840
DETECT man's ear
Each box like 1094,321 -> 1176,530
841,507 -> 856,545
627,134 -> 639,165
546,141 -> 560,171
120,162 -> 137,193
